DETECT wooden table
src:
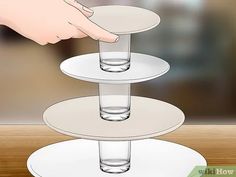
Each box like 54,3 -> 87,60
0,125 -> 235,177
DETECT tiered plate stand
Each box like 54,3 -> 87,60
27,6 -> 207,177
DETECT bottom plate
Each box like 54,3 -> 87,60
27,139 -> 206,177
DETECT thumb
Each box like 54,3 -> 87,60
64,0 -> 93,17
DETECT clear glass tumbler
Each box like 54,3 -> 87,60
99,83 -> 131,121
99,34 -> 131,72
99,141 -> 131,174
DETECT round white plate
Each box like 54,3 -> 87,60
44,96 -> 185,141
90,6 -> 160,34
60,53 -> 170,84
27,139 -> 207,177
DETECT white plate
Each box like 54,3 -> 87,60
90,6 -> 160,34
44,96 -> 185,141
27,139 -> 207,177
60,53 -> 170,84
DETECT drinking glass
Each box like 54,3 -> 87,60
99,83 -> 131,121
99,34 -> 131,72
99,141 -> 131,174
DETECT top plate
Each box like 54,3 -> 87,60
90,6 -> 160,34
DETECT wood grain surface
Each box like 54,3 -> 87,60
0,125 -> 236,177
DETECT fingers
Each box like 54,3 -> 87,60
69,12 -> 119,42
77,19 -> 119,42
72,30 -> 87,39
35,0 -> 117,45
35,40 -> 48,46
64,0 -> 119,42
35,25 -> 87,45
64,0 -> 93,17
49,36 -> 61,44
58,25 -> 88,39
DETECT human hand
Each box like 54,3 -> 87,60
0,0 -> 118,45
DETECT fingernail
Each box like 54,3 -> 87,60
114,36 -> 119,42
82,6 -> 94,14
